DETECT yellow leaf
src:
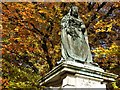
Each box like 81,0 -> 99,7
58,32 -> 61,35
38,9 -> 47,14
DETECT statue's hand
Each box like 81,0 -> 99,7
66,28 -> 79,40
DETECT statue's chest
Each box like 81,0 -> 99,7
68,18 -> 82,28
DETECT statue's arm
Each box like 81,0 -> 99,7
78,17 -> 89,45
61,17 -> 74,36
84,30 -> 89,45
61,16 -> 69,29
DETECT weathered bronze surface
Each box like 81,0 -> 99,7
61,6 -> 93,63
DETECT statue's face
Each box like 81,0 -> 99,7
71,6 -> 78,18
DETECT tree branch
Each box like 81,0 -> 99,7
97,2 -> 107,12
87,2 -> 96,11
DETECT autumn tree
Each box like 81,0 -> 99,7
2,2 -> 120,89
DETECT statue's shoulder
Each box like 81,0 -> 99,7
61,14 -> 70,22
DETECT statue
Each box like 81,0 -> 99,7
61,6 -> 93,63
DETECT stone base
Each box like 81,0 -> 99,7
62,74 -> 106,88
39,60 -> 118,88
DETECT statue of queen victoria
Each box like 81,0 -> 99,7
61,6 -> 93,63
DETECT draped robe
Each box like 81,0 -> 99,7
61,11 -> 93,63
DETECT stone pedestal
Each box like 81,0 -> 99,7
39,60 -> 118,89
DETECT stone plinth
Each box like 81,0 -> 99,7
39,60 -> 118,89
